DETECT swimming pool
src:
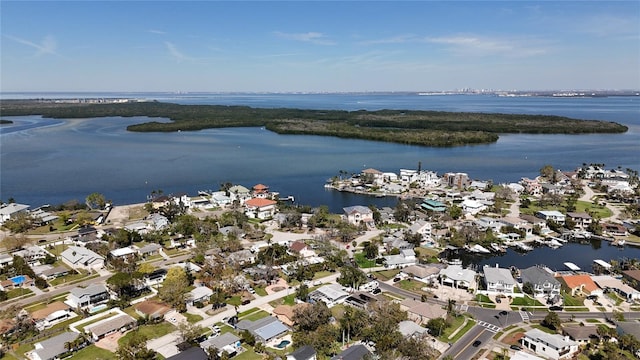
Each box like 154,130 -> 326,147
9,275 -> 26,285
275,340 -> 290,349
90,304 -> 108,313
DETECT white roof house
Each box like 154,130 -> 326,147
384,249 -> 417,268
521,328 -> 579,360
188,286 -> 214,305
483,265 -> 517,294
110,247 -> 137,258
60,246 -> 104,270
309,284 -> 349,308
439,264 -> 476,289
0,203 -> 29,224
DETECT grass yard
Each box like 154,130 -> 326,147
511,296 -> 544,307
532,324 -> 558,334
49,269 -> 90,286
69,345 -> 116,360
354,252 -> 376,268
448,318 -> 476,342
575,200 -> 613,218
437,315 -> 467,342
606,292 -> 624,306
312,270 -> 333,280
396,279 -> 430,295
476,294 -> 493,303
7,287 -> 34,299
585,319 -> 602,323
184,313 -> 203,323
234,345 -> 261,360
118,322 -> 176,345
374,269 -> 400,281
241,310 -> 270,322
238,307 -> 261,317
563,293 -> 585,307
254,286 -> 268,296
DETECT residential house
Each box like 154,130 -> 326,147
398,320 -> 429,338
520,266 -> 561,298
310,284 -> 349,308
520,328 -> 579,360
592,275 -> 640,301
461,199 -> 486,215
439,264 -> 477,289
342,206 -> 374,227
137,243 -> 162,257
622,270 -> 640,291
73,226 -> 99,243
84,313 -> 136,341
60,246 -> 104,270
143,268 -> 167,286
66,284 -> 110,309
384,248 -> 417,268
536,211 -> 566,225
0,253 -> 13,267
229,185 -> 251,204
289,241 -> 316,258
252,183 -> 270,198
30,331 -> 80,360
227,250 -> 256,267
408,220 -> 432,241
443,172 -> 470,189
400,299 -> 447,325
110,247 -> 137,260
520,178 -> 543,197
361,168 -> 384,183
245,198 -> 278,220
483,265 -> 517,294
30,302 -> 73,331
330,344 -> 372,360
210,191 -> 232,206
30,208 -> 59,226
188,286 -> 214,305
236,316 -> 289,343
134,300 -> 171,320
566,212 -> 592,230
287,345 -> 317,360
344,292 -> 378,310
12,246 -> 51,266
167,347 -> 209,360
39,265 -> 70,280
0,275 -> 34,291
559,274 -> 602,297
401,264 -> 443,284
562,325 -> 599,345
200,332 -> 242,357
603,223 -> 628,236
147,213 -> 169,230
0,203 -> 29,225
421,199 -> 446,212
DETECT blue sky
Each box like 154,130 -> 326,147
2,1 -> 639,92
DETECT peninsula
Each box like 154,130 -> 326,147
0,100 -> 628,147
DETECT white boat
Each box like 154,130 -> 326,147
469,244 -> 491,254
613,239 -> 625,247
515,242 -> 533,251
564,262 -> 581,271
549,239 -> 563,248
490,243 -> 507,253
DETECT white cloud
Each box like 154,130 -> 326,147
273,31 -> 335,45
148,29 -> 166,35
5,34 -> 58,56
358,34 -> 417,45
425,35 -> 548,58
164,41 -> 191,62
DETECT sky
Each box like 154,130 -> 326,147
1,1 -> 639,92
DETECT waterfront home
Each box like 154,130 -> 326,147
421,199 -> 446,212
566,212 -> 592,230
252,183 -> 270,198
210,191 -> 232,206
0,203 -> 29,225
461,199 -> 486,215
520,177 -> 543,197
66,284 -> 110,309
229,185 -> 252,204
536,210 -> 566,225
60,246 -> 104,270
245,198 -> 278,220
602,222 -> 628,237
520,266 -> 561,298
84,313 -> 136,341
562,325 -> 599,345
30,331 -> 80,360
236,316 -> 289,343
443,172 -> 470,189
330,344 -> 371,360
507,183 -> 526,194
147,213 -> 169,230
558,274 -> 602,297
201,332 -> 242,357
520,328 -> 579,360
622,270 -> 640,291
592,275 -> 640,301
399,169 -> 440,187
384,248 -> 417,268
401,264 -> 442,284
342,205 -> 374,227
439,264 -> 476,290
30,208 -> 59,226
309,284 -> 349,308
483,265 -> 517,295
400,299 -> 447,325
361,168 -> 384,182
287,345 -> 317,360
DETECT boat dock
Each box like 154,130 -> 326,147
564,262 -> 581,271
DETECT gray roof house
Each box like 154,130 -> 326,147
287,345 -> 317,360
200,332 -> 241,356
520,266 -> 561,297
236,316 -> 289,343
483,265 -> 517,294
0,203 -> 29,225
66,284 -> 110,309
60,246 -> 104,270
330,344 -> 371,360
31,331 -> 80,360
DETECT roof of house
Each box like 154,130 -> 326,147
237,316 -> 288,341
440,265 -> 476,283
134,300 -> 171,317
524,328 -> 578,350
623,269 -> 640,282
362,168 -> 383,175
560,274 -> 599,293
567,212 -> 592,220
166,346 -> 209,360
245,198 -> 277,207
401,299 -> 447,319
30,301 -> 70,321
0,203 -> 29,216
398,320 -> 429,337
402,264 -> 442,279
483,266 -> 516,285
562,325 -> 599,340
312,284 -> 349,301
520,266 -> 560,287
110,247 -> 136,257
189,286 -> 214,300
343,205 -> 373,215
200,332 -> 240,351
61,246 -> 104,265
85,314 -> 136,338
289,241 -> 308,253
616,321 -> 640,339
70,284 -> 108,299
253,183 -> 269,191
137,243 -> 162,254
40,265 -> 70,277
229,185 -> 250,194
33,331 -> 79,360
330,344 -> 371,360
288,345 -> 317,360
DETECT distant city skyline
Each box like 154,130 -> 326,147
2,1 -> 639,92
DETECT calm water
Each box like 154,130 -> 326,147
1,93 -> 639,213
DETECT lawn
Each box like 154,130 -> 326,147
437,315 -> 467,342
238,307 -> 261,318
575,200 -> 613,218
184,313 -> 203,323
50,271 -> 99,287
397,279 -> 429,294
585,319 -> 602,323
254,286 -> 268,296
511,296 -> 544,307
312,270 -> 333,280
562,293 -> 585,307
476,294 -> 493,303
69,345 -> 116,360
448,318 -> 476,342
241,310 -> 270,322
7,287 -> 34,299
234,345 -> 261,360
374,269 -> 400,281
118,322 -> 176,345
532,324 -> 558,334
354,252 -> 376,268
606,292 -> 624,306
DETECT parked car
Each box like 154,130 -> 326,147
510,345 -> 522,350
242,299 -> 251,305
372,288 -> 381,294
549,306 -> 563,311
393,277 -> 401,282
496,297 -> 501,303
499,311 -> 508,316
472,340 -> 482,347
